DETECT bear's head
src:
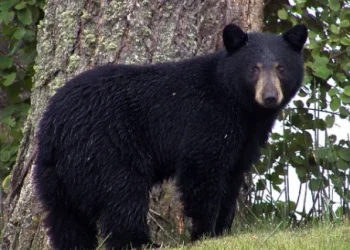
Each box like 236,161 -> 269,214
220,24 -> 308,110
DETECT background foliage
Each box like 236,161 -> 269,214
0,0 -> 44,194
256,0 -> 350,223
0,0 -> 349,227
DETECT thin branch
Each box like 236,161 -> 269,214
288,107 -> 341,116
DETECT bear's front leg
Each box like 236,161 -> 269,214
215,172 -> 244,236
215,140 -> 260,235
176,158 -> 225,241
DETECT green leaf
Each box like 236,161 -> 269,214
268,172 -> 284,185
0,106 -> 16,119
325,115 -> 335,128
337,148 -> 350,161
2,72 -> 16,87
296,167 -> 307,179
328,88 -> 338,96
340,37 -> 350,46
17,103 -> 30,113
2,175 -> 11,193
340,8 -> 350,22
278,9 -> 288,20
335,72 -> 347,82
27,0 -> 36,5
31,6 -> 40,23
340,93 -> 350,104
256,179 -> 266,191
17,8 -> 32,25
315,118 -> 326,130
308,38 -> 319,49
0,56 -> 13,69
0,151 -> 11,162
338,159 -> 349,170
293,100 -> 304,108
9,40 -> 21,55
292,155 -> 304,165
10,129 -> 22,141
37,0 -> 45,9
23,29 -> 35,41
310,56 -> 332,79
2,72 -> 16,86
298,87 -> 308,97
309,179 -> 322,191
315,68 -> 332,79
330,24 -> 339,34
291,115 -> 301,127
1,11 -> 15,25
329,0 -> 341,11
15,1 -> 27,10
339,20 -> 350,28
272,184 -> 281,193
2,25 -> 16,38
1,116 -> 16,127
308,31 -> 317,39
13,27 -> 26,40
344,86 -> 350,96
330,96 -> 341,111
339,107 -> 348,118
0,0 -> 19,11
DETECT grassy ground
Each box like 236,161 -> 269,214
168,224 -> 350,250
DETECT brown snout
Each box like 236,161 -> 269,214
263,86 -> 278,107
254,63 -> 283,108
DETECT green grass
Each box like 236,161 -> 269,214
168,224 -> 350,250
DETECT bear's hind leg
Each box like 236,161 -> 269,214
44,205 -> 98,250
177,164 -> 224,241
99,174 -> 152,250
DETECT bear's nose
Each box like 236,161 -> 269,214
263,95 -> 277,107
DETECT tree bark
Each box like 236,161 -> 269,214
1,0 -> 264,249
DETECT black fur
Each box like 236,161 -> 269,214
223,24 -> 248,53
282,24 -> 308,52
33,24 -> 307,250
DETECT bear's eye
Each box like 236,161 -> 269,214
277,65 -> 284,73
251,66 -> 260,74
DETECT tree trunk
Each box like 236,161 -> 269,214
1,0 -> 263,249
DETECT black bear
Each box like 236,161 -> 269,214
33,24 -> 307,250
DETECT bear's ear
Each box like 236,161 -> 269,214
282,24 -> 308,52
223,24 -> 248,53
